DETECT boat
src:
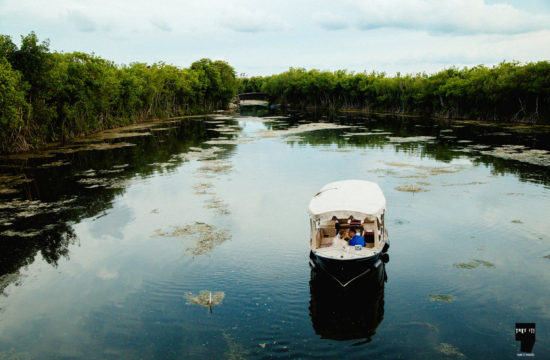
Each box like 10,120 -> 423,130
308,180 -> 389,287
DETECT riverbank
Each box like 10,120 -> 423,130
1,33 -> 238,154
240,61 -> 550,124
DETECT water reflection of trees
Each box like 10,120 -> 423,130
288,112 -> 550,186
0,118 -> 236,293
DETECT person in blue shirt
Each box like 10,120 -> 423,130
348,228 -> 365,247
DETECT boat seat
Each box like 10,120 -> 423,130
320,226 -> 337,238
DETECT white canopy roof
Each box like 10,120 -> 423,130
308,180 -> 386,222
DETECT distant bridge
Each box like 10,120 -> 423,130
237,92 -> 269,101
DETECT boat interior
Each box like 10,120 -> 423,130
310,216 -> 386,254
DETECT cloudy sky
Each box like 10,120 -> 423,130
1,0 -> 549,76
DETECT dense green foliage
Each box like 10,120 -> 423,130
0,33 -> 237,153
239,62 -> 550,123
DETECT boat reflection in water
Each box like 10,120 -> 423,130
309,262 -> 386,345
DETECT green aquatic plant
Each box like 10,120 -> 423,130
395,184 -> 428,193
204,197 -> 230,215
153,222 -> 232,256
436,342 -> 465,357
454,259 -> 495,269
510,219 -> 523,224
223,331 -> 249,360
427,294 -> 455,303
192,182 -> 214,195
184,290 -> 225,309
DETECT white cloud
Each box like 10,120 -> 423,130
313,12 -> 349,30
67,10 -> 97,32
150,16 -> 172,32
220,8 -> 291,33
349,0 -> 550,34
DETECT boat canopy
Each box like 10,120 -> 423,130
308,180 -> 386,222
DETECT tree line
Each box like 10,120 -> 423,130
0,32 -> 238,153
239,62 -> 550,123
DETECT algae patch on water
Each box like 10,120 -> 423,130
427,294 -> 455,303
192,182 -> 214,195
0,174 -> 33,194
198,160 -> 233,175
454,259 -> 495,269
184,290 -> 225,307
204,196 -> 230,215
481,144 -> 550,167
395,184 -> 428,193
223,331 -> 249,360
436,342 -> 465,357
153,222 -> 232,256
388,136 -> 437,143
257,123 -> 351,139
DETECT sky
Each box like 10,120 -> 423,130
1,0 -> 550,76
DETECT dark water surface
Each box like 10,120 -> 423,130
1,112 -> 549,359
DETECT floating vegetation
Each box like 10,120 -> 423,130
38,160 -> 71,168
204,138 -> 255,145
442,182 -> 486,186
384,162 -> 433,170
55,141 -> 137,153
98,168 -> 124,174
416,181 -> 431,186
174,146 -> 225,161
198,161 -> 233,175
428,168 -> 457,175
153,222 -> 232,256
223,331 -> 249,360
397,173 -> 428,179
436,342 -> 465,357
505,192 -> 523,196
454,259 -> 495,269
319,148 -> 353,152
388,136 -> 437,143
343,131 -> 393,136
184,290 -> 225,308
0,229 -> 44,237
486,132 -> 510,136
480,145 -> 550,167
510,219 -> 523,224
283,135 -> 304,142
75,131 -> 150,143
0,174 -> 33,194
0,187 -> 19,195
193,182 -> 214,195
204,197 -> 230,215
151,208 -> 159,214
395,184 -> 428,193
77,176 -> 130,189
543,255 -> 550,259
427,294 -> 455,303
257,123 -> 351,139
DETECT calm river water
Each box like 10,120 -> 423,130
0,111 -> 549,359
